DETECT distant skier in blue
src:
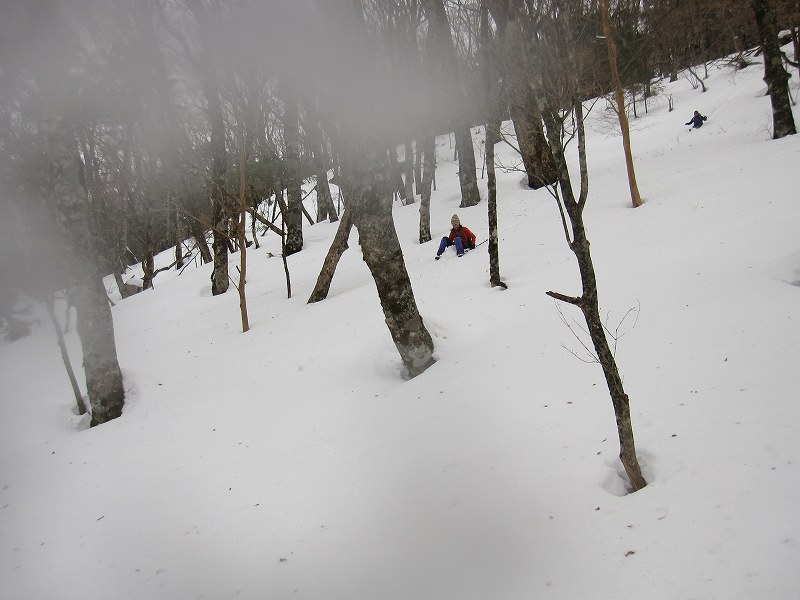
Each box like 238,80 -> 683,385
686,110 -> 707,129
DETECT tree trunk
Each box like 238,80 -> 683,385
423,0 -> 480,208
141,250 -> 155,290
174,202 -> 185,270
192,2 -> 229,295
752,0 -> 797,139
511,105 -> 558,189
28,0 -> 125,426
418,134 -> 435,244
316,170 -> 337,222
454,126 -> 481,207
403,141 -> 416,204
341,137 -> 435,377
210,190 -> 229,296
42,127 -> 125,425
414,141 -> 423,195
541,96 -> 646,492
282,85 -> 304,254
601,0 -> 643,208
237,131 -> 250,333
190,219 -> 213,264
45,295 -> 87,416
308,209 -> 353,303
309,116 -> 338,223
481,1 -> 506,289
488,2 -> 558,190
113,270 -> 128,299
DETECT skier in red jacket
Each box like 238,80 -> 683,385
435,214 -> 476,259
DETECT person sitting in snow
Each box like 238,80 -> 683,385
435,214 -> 476,259
686,110 -> 707,129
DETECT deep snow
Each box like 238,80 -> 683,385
1,56 -> 799,600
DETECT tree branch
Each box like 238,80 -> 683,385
546,290 -> 583,306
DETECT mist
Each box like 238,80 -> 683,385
0,0 -> 457,314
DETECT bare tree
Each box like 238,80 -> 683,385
600,0 -> 643,208
752,0 -> 797,138
533,4 -> 647,491
339,135 -> 435,377
481,0 -> 506,289
487,0 -> 558,190
422,0 -> 481,207
418,134 -> 436,244
12,0 -> 127,425
281,80 -> 304,255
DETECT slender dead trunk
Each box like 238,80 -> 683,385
601,0 -> 643,208
308,209 -> 353,303
237,128 -> 250,333
274,191 -> 292,299
45,295 -> 87,416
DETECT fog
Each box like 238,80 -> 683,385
0,0 -> 456,307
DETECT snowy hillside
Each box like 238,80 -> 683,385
1,57 -> 799,600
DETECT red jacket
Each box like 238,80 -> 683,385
449,225 -> 476,248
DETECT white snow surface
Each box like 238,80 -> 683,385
2,59 -> 800,600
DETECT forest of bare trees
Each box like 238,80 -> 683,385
0,0 -> 797,484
